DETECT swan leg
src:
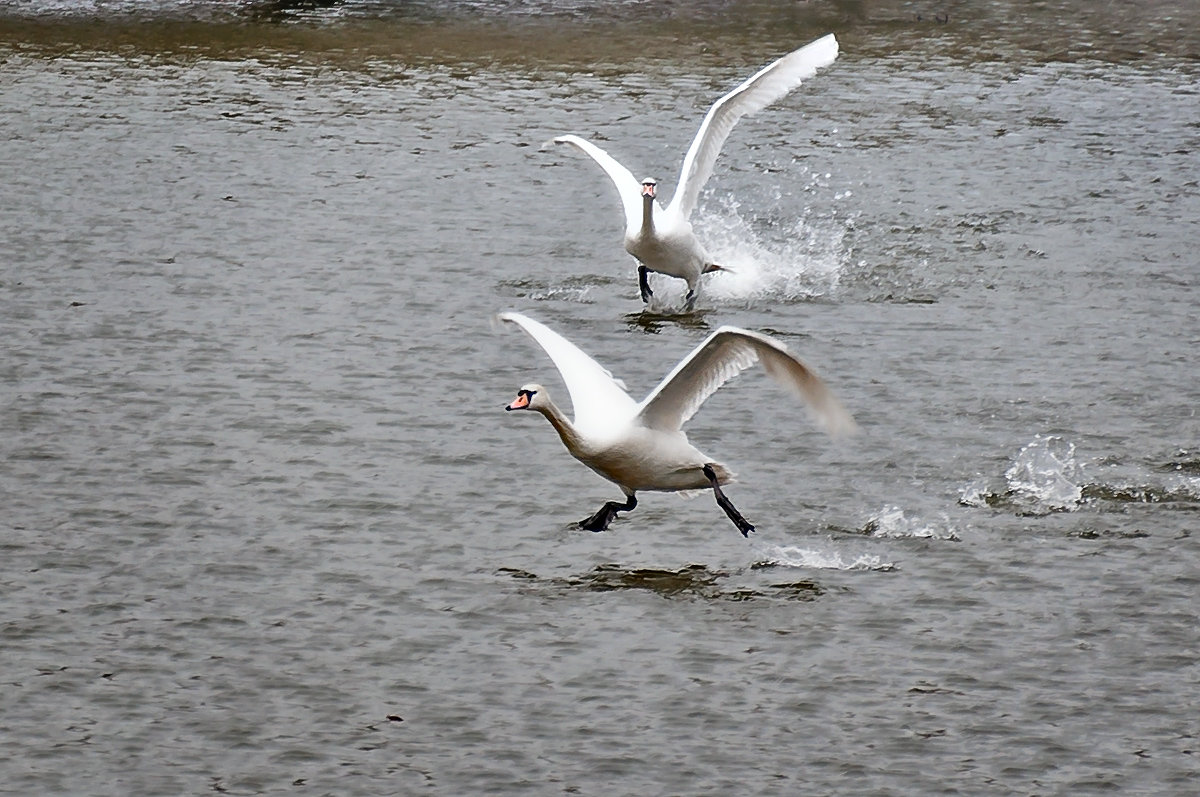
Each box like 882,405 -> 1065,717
637,266 -> 653,303
579,493 -> 637,532
703,464 -> 755,537
683,287 -> 697,312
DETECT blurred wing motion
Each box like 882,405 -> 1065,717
636,325 -> 856,437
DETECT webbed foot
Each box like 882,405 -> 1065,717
578,493 -> 638,532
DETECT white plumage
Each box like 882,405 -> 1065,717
550,34 -> 839,310
499,311 -> 854,534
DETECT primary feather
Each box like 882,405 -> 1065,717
670,33 -> 839,220
636,326 -> 857,436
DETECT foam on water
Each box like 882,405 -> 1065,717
757,542 -> 896,571
862,505 -> 961,541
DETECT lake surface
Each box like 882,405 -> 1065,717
2,1 -> 1198,794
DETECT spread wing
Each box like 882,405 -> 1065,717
550,134 -> 644,236
635,326 -> 856,437
668,34 -> 839,220
497,311 -> 638,434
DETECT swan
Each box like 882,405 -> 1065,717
550,33 -> 839,311
498,311 -> 855,535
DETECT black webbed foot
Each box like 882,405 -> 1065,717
578,494 -> 638,532
703,464 -> 755,537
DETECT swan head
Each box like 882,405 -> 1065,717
505,383 -> 547,412
640,178 -> 657,199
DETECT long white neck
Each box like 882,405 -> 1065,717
536,399 -> 585,455
640,193 -> 655,237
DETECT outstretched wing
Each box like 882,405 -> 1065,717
668,34 -> 839,220
497,311 -> 638,433
635,325 -> 856,437
550,134 -> 644,236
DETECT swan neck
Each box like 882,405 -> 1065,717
538,399 -> 584,453
640,193 -> 655,235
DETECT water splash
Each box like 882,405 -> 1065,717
962,441 -> 1200,516
634,189 -> 850,307
758,543 -> 895,571
1005,436 -> 1085,509
862,505 -> 960,541
961,435 -> 1085,515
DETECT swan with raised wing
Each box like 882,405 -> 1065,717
550,34 -> 839,310
499,311 -> 855,534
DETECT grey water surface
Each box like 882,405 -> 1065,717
2,1 -> 1199,794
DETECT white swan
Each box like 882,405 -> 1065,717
499,310 -> 855,534
550,33 -> 839,311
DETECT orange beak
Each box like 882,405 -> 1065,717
505,392 -> 530,411
641,183 -> 656,198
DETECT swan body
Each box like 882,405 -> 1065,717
551,34 -> 839,310
499,310 -> 854,534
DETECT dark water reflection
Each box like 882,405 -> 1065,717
2,0 -> 1199,66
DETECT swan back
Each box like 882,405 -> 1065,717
497,312 -> 638,437
636,326 -> 856,437
668,34 -> 839,220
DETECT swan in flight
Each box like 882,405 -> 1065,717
550,33 -> 839,311
498,311 -> 855,535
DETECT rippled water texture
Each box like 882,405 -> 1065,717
2,1 -> 1199,794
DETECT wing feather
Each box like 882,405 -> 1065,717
668,34 -> 839,220
635,326 -> 856,437
550,134 -> 643,235
497,312 -> 638,433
